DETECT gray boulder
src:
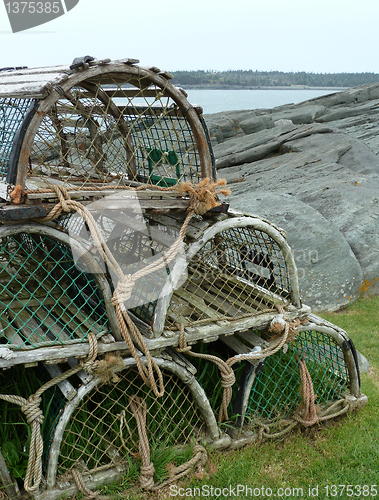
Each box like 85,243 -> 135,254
231,192 -> 363,311
205,83 -> 379,310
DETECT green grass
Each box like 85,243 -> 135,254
80,295 -> 379,500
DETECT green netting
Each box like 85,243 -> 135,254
126,106 -> 201,185
28,80 -> 204,189
0,233 -> 110,348
0,98 -> 33,180
58,367 -> 205,474
246,330 -> 349,422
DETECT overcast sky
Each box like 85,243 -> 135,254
0,0 -> 377,74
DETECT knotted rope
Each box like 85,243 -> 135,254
0,394 -> 43,494
0,363 -> 84,494
79,331 -> 99,374
129,394 -> 208,491
175,304 -> 303,422
129,395 -> 155,489
176,177 -> 230,215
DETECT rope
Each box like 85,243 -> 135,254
174,304 -> 303,423
292,357 -> 319,427
292,357 -> 353,427
0,337 -> 104,495
175,177 -> 231,215
21,176 -> 230,215
150,444 -> 207,490
129,395 -> 155,490
0,364 -> 82,494
129,394 -> 207,491
80,331 -> 99,373
176,325 -> 235,423
72,469 -> 111,499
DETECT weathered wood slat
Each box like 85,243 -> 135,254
237,330 -> 270,348
0,296 -> 57,311
0,72 -> 68,86
50,302 -> 96,339
0,316 -> 24,345
0,82 -> 52,99
33,306 -> 71,343
42,362 -> 77,400
0,303 -> 311,368
205,284 -> 258,314
173,287 -> 224,321
0,65 -> 71,77
219,271 -> 286,306
66,357 -> 93,385
220,335 -> 260,367
214,280 -> 272,311
9,309 -> 45,345
61,298 -> 109,335
184,283 -> 242,318
146,212 -> 210,240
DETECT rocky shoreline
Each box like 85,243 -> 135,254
204,82 -> 379,311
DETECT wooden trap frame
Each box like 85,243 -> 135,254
0,57 -> 367,498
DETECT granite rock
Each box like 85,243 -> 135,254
204,83 -> 379,310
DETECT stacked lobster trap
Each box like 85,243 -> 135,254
0,57 -> 367,499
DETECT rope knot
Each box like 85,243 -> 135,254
80,331 -> 99,374
269,313 -> 287,335
52,185 -> 71,212
140,463 -> 155,489
21,396 -> 43,426
220,370 -> 236,389
176,177 -> 231,215
112,274 -> 135,306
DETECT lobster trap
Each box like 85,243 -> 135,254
0,57 -> 367,499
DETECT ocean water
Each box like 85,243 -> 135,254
184,88 -> 342,114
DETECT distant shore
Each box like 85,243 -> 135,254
179,85 -> 348,91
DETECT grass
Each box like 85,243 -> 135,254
79,295 -> 379,500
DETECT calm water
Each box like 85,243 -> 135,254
185,88 -> 342,114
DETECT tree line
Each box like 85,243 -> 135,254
170,70 -> 379,88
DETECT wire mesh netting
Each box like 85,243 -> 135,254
27,77 -> 205,190
0,98 -> 33,181
0,233 -> 110,348
57,366 -> 206,475
165,226 -> 291,329
246,330 -> 349,423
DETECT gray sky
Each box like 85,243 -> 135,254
0,0 -> 377,73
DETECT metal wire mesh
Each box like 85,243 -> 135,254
27,77 -> 203,190
246,330 -> 349,422
57,367 -> 205,474
0,233 -> 110,348
165,226 -> 291,329
0,98 -> 33,180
